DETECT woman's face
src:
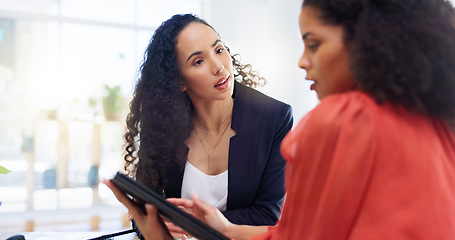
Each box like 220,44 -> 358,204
176,22 -> 234,102
298,6 -> 356,100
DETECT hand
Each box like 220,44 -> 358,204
103,179 -> 173,240
167,192 -> 233,236
169,193 -> 269,240
162,200 -> 194,239
164,220 -> 191,239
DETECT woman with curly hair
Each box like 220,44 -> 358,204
106,0 -> 455,239
116,13 -> 293,237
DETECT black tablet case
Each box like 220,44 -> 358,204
111,172 -> 229,240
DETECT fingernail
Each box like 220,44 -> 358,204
193,192 -> 199,200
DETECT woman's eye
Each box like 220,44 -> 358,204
306,43 -> 319,52
193,59 -> 203,66
216,47 -> 224,54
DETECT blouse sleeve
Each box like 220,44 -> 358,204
252,93 -> 377,239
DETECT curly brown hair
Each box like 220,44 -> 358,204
303,0 -> 455,126
123,14 -> 265,193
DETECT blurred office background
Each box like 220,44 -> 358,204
0,0 -> 313,233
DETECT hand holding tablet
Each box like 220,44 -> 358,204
108,172 -> 229,240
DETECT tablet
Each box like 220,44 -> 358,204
110,172 -> 229,240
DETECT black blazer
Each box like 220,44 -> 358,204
165,81 -> 293,225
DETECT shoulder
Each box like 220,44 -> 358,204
234,81 -> 292,114
281,91 -> 378,164
290,91 -> 378,147
232,81 -> 293,132
309,91 -> 378,128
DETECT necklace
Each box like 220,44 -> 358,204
200,112 -> 232,134
193,115 -> 232,169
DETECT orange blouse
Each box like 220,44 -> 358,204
252,91 -> 455,240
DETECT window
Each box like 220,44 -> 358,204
0,0 -> 206,231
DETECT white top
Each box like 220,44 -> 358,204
181,161 -> 228,211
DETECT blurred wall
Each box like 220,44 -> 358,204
207,0 -> 319,123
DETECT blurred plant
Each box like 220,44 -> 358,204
0,165 -> 9,207
88,97 -> 97,109
102,84 -> 125,121
0,165 -> 11,174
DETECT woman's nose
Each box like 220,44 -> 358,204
298,53 -> 311,70
213,60 -> 224,74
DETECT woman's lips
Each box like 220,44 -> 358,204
214,75 -> 230,90
310,82 -> 316,91
306,78 -> 316,91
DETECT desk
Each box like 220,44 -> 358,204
0,231 -> 138,240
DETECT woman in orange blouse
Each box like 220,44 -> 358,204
104,0 -> 455,239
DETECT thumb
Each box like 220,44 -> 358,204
145,203 -> 159,216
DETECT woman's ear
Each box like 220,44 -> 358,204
179,82 -> 187,92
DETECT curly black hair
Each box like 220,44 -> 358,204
123,14 -> 265,193
303,0 -> 455,126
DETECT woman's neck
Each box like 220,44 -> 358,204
192,98 -> 234,133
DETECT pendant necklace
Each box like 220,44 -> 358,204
193,114 -> 232,169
